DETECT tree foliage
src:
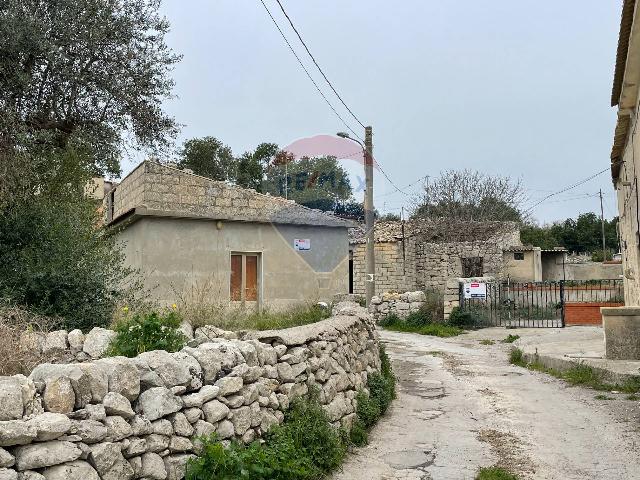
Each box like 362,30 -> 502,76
178,137 -> 234,182
521,213 -> 619,253
0,0 -> 180,177
263,156 -> 352,210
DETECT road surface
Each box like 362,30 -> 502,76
333,328 -> 640,480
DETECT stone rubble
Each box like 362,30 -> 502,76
0,302 -> 380,480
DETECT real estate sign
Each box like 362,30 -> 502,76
463,282 -> 486,299
294,239 -> 311,251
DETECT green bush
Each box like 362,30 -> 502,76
186,395 -> 345,480
107,310 -> 187,357
348,417 -> 368,446
0,193 -> 140,331
405,309 -> 431,327
448,306 -> 485,327
378,313 -> 400,327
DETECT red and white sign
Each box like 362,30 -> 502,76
464,282 -> 487,299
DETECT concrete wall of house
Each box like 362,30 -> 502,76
565,262 -> 623,281
502,250 -> 541,282
541,252 -> 567,281
616,111 -> 640,305
116,216 -> 349,310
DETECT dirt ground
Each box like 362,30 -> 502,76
333,328 -> 640,480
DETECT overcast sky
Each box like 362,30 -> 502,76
122,1 -> 622,224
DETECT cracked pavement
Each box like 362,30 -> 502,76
333,328 -> 640,480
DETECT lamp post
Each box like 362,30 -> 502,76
337,128 -> 375,306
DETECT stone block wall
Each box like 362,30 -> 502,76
0,303 -> 380,480
351,242 -> 416,296
369,291 -> 427,322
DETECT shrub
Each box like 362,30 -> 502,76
348,417 -> 368,446
354,345 -> 396,433
186,395 -> 345,480
0,192 -> 141,331
405,309 -> 431,327
107,310 -> 186,357
378,313 -> 400,327
0,302 -> 60,375
448,306 -> 485,327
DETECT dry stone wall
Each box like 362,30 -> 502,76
0,302 -> 380,480
369,291 -> 427,322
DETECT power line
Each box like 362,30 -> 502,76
258,0 -> 362,141
274,0 -> 366,129
524,168 -> 610,213
260,0 -> 410,198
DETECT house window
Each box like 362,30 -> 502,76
514,252 -> 525,261
230,253 -> 260,302
461,257 -> 483,277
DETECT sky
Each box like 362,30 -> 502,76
121,1 -> 622,224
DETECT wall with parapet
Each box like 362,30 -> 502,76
0,303 -> 380,480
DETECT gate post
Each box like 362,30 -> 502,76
560,280 -> 566,328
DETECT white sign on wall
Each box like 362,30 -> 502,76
294,239 -> 311,251
464,282 -> 487,299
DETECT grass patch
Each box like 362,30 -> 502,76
479,339 -> 495,345
501,334 -> 520,343
594,394 -> 614,400
380,314 -> 464,338
626,394 -> 639,401
350,345 -> 396,446
180,302 -> 331,331
476,466 -> 519,480
509,348 -> 640,394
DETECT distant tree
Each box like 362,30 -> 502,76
0,0 -> 180,179
412,170 -> 525,224
263,156 -> 352,210
521,214 -> 619,253
379,213 -> 401,222
178,137 -> 235,181
236,143 -> 280,191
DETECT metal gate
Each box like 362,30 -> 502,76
458,280 -> 624,328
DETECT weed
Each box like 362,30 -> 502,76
626,394 -> 639,401
476,466 -> 519,480
383,321 -> 464,338
186,395 -> 345,480
501,334 -> 520,343
509,348 -> 526,367
509,349 -> 640,394
107,310 -> 186,357
348,417 -> 368,446
594,394 -> 614,400
480,339 -> 495,345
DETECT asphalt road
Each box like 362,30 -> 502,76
333,328 -> 640,480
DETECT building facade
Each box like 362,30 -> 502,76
106,161 -> 354,310
611,0 -> 640,306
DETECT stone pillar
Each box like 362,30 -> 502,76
601,306 -> 640,360
443,279 -> 460,320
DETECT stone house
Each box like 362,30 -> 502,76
105,161 -> 355,310
611,0 -> 640,307
348,220 -> 521,296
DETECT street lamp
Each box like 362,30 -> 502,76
337,128 -> 375,307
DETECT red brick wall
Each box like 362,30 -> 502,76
564,302 -> 624,325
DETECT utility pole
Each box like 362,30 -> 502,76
364,126 -> 375,307
599,189 -> 607,262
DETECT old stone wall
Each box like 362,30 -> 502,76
351,234 -> 512,296
368,291 -> 426,322
0,303 -> 380,480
